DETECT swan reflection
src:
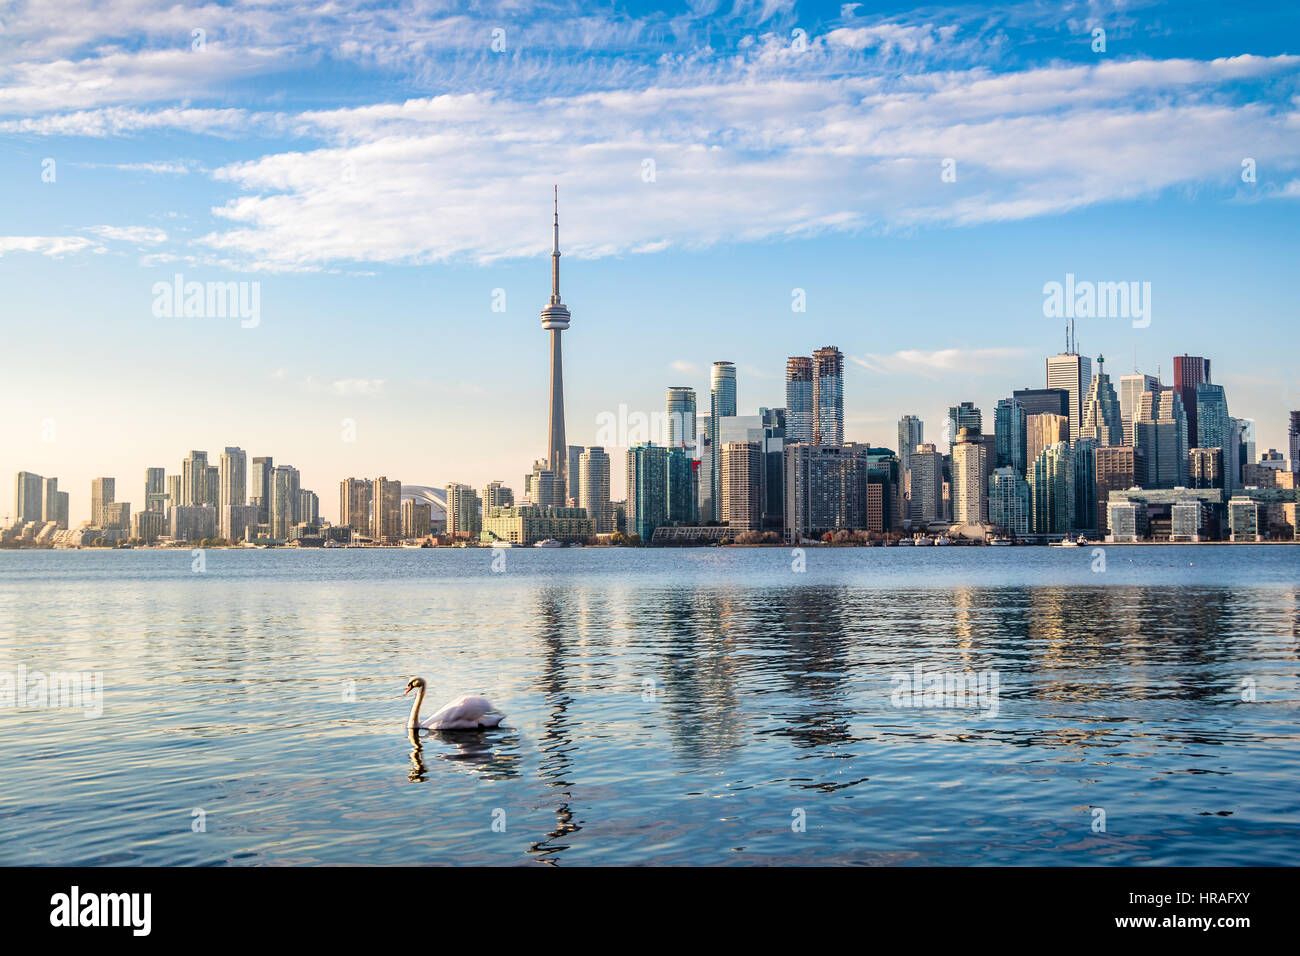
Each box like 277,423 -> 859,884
407,726 -> 521,782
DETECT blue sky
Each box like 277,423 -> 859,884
1,0 -> 1298,522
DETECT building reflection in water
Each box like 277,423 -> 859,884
526,591 -> 582,864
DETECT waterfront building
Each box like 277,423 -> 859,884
782,442 -> 870,541
482,506 -> 594,546
402,499 -> 432,539
219,447 -> 247,511
205,466 -> 219,508
1029,442 -> 1074,535
666,447 -> 698,527
946,402 -> 981,451
696,417 -> 713,522
1107,500 -> 1148,542
40,477 -> 58,526
1095,445 -> 1144,537
1171,499 -> 1203,542
908,443 -> 944,525
131,508 -> 166,543
1073,438 -> 1098,532
298,489 -> 319,526
181,450 -> 208,507
1196,383 -> 1232,456
1290,411 -> 1300,474
951,426 -> 989,524
221,504 -> 261,542
786,357 -> 814,444
812,346 -> 844,445
708,362 -> 737,520
1025,413 -> 1069,470
145,467 -> 166,513
250,456 -> 273,523
761,407 -> 787,530
340,478 -> 372,536
445,483 -> 482,539
1079,357 -> 1124,446
578,446 -> 613,532
170,505 -> 217,542
104,501 -> 130,531
1135,388 -> 1190,489
270,465 -> 300,539
1046,349 -> 1092,444
988,467 -> 1031,535
166,474 -> 181,518
1227,495 -> 1259,541
371,477 -> 402,541
90,477 -> 115,528
1173,355 -> 1212,451
627,442 -> 669,541
1119,372 -> 1160,446
526,460 -> 562,507
993,399 -> 1026,475
721,441 -> 764,532
482,481 -> 514,512
897,415 -> 924,517
14,471 -> 44,524
666,387 -> 697,452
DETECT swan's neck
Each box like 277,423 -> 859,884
408,685 -> 426,728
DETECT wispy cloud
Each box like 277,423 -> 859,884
852,347 -> 1030,378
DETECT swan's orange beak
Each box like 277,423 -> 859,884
403,686 -> 412,696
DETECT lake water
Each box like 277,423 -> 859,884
1,545 -> 1297,866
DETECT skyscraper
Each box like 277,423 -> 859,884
540,187 -> 572,506
897,414 -> 924,520
666,447 -> 697,527
1046,350 -> 1092,444
782,442 -> 870,541
90,477 -> 115,529
445,483 -> 481,539
269,465 -> 300,539
1079,357 -> 1123,446
993,398 -> 1026,475
786,357 -> 814,444
371,477 -> 401,541
219,447 -> 247,511
483,481 -> 514,511
908,443 -> 944,525
1173,354 -> 1211,450
1029,442 -> 1074,535
14,471 -> 43,524
1135,388 -> 1189,489
1196,383 -> 1231,451
721,441 -> 764,532
205,466 -> 219,509
1025,413 -> 1069,469
340,477 -> 372,536
627,442 -> 668,541
1073,438 -> 1098,532
812,346 -> 843,445
1013,387 -> 1070,419
250,456 -> 273,523
946,402 -> 981,451
578,446 -> 612,532
951,427 -> 989,524
665,387 -> 697,451
1290,411 -> 1300,473
42,476 -> 58,524
1118,372 -> 1159,446
181,450 -> 208,507
1095,445 -> 1143,537
988,467 -> 1031,536
708,362 -> 736,520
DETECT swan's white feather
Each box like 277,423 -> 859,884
417,693 -> 503,730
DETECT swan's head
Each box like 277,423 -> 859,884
404,677 -> 426,696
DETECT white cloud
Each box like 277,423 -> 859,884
90,225 -> 168,243
330,378 -> 386,396
852,347 -> 1030,378
0,236 -> 103,257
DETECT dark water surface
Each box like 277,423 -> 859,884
1,546 -> 1297,865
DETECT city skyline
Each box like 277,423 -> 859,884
3,1 -> 1300,524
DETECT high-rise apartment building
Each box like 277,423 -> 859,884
1290,411 -> 1300,474
166,474 -> 181,518
90,477 -> 115,529
1095,445 -> 1143,537
946,402 -> 981,451
1188,447 -> 1224,489
145,467 -> 167,513
1196,383 -> 1231,452
951,427 -> 989,524
812,346 -> 844,445
708,362 -> 736,520
627,443 -> 669,541
221,504 -> 260,542
371,477 -> 401,541
721,441 -> 763,532
219,447 -> 247,511
666,387 -> 697,452
908,443 -> 944,526
340,478 -> 372,536
250,456 -> 273,523
445,483 -> 481,539
483,481 -> 514,511
269,465 -> 300,539
181,450 -> 208,507
298,489 -> 319,526
782,442 -> 870,541
578,446 -> 613,532
1029,442 -> 1074,535
786,357 -> 814,445
1073,438 -> 1098,532
15,471 -> 44,524
1173,354 -> 1211,450
402,499 -> 432,539
988,467 -> 1031,536
205,466 -> 219,508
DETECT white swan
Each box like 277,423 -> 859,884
404,677 -> 505,731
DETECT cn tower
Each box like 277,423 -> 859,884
540,186 -> 571,503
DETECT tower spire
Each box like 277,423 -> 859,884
550,184 -> 561,305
